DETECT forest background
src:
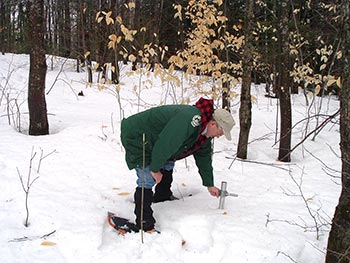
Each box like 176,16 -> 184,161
0,1 -> 349,262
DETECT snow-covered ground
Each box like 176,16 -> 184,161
0,53 -> 341,263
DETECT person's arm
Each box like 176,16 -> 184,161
193,140 -> 220,197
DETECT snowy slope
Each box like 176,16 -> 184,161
0,54 -> 341,263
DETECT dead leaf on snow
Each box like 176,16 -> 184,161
118,192 -> 130,196
41,241 -> 56,246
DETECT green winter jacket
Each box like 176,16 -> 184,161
120,104 -> 214,186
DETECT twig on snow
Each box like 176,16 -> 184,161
8,230 -> 56,242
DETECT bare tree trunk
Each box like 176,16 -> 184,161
131,0 -> 141,71
221,0 -> 230,111
45,0 -> 52,54
277,0 -> 291,162
237,0 -> 254,159
0,0 -> 5,54
78,0 -> 92,83
148,0 -> 163,68
28,0 -> 49,136
63,0 -> 71,57
325,2 -> 350,262
222,82 -> 230,110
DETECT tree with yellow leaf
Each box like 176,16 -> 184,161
169,0 -> 243,105
96,7 -> 136,85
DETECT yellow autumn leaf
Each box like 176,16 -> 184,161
128,1 -> 136,9
116,84 -> 121,92
106,17 -> 114,25
116,16 -> 123,24
251,95 -> 257,104
293,8 -> 300,14
96,16 -> 103,23
290,48 -> 298,55
120,25 -> 136,41
106,11 -> 112,19
315,85 -> 321,95
168,63 -> 175,74
144,79 -> 152,89
212,71 -> 222,78
320,64 -> 326,70
41,241 -> 56,246
95,11 -> 101,21
118,192 -> 131,196
233,24 -> 242,31
326,78 -> 336,87
336,50 -> 342,59
161,49 -> 165,61
109,34 -> 117,42
148,48 -> 156,57
174,4 -> 182,21
336,77 -> 342,88
128,54 -> 136,62
216,0 -> 223,6
108,41 -> 115,49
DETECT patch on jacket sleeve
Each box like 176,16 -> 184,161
191,115 -> 202,127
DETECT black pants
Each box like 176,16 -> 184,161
134,187 -> 155,231
134,169 -> 174,231
153,169 -> 173,203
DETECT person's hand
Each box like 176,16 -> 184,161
151,171 -> 163,184
207,186 -> 220,197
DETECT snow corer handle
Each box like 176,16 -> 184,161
218,181 -> 238,209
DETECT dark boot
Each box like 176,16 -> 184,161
153,169 -> 177,203
134,187 -> 155,231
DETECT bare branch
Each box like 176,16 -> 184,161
16,167 -> 27,193
46,57 -> 69,95
8,230 -> 56,243
228,132 -> 275,169
37,148 -> 57,173
234,158 -> 293,171
16,147 -> 54,227
276,251 -> 299,263
289,110 -> 340,154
